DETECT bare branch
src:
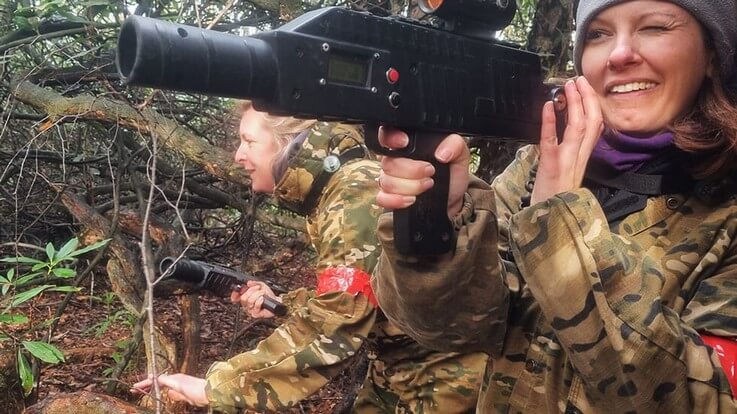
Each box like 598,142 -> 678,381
10,79 -> 251,187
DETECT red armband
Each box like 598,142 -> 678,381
316,266 -> 378,308
701,334 -> 737,395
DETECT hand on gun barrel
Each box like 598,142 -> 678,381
160,257 -> 288,316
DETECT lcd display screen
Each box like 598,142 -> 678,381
327,55 -> 368,86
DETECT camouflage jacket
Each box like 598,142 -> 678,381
206,123 -> 382,413
374,145 -> 737,413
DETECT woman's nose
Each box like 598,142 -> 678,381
607,35 -> 641,70
234,142 -> 248,163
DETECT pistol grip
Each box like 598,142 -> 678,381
394,158 -> 454,255
262,296 -> 288,316
365,128 -> 454,255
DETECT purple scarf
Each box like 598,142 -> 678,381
588,129 -> 674,173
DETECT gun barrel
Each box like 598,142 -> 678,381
160,256 -> 206,285
116,15 -> 276,100
160,257 -> 288,316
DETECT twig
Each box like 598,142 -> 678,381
138,131 -> 163,413
206,0 -> 238,30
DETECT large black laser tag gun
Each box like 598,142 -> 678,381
116,0 -> 565,255
160,256 -> 288,316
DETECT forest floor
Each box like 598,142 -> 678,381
4,228 -> 363,413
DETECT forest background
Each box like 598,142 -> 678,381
0,0 -> 575,413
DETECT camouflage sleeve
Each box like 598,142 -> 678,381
372,145 -> 541,356
310,159 -> 383,273
509,188 -> 737,410
205,292 -> 377,413
373,175 -> 510,355
280,287 -> 315,314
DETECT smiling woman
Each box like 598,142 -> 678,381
372,0 -> 737,413
580,2 -> 710,136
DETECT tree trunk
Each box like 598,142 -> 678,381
527,0 -> 576,78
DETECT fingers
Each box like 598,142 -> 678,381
574,76 -> 604,178
239,283 -> 276,318
131,376 -> 153,394
376,133 -> 469,211
439,134 -> 472,216
377,126 -> 409,150
434,134 -> 469,165
229,289 -> 241,304
531,77 -> 603,205
377,156 -> 433,209
537,100 -> 563,177
130,373 -> 175,395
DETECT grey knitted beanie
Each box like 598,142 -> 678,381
573,0 -> 737,84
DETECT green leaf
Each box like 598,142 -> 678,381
49,286 -> 81,293
56,238 -> 79,260
14,273 -> 41,286
0,256 -> 43,264
69,238 -> 110,257
0,314 -> 29,324
17,351 -> 33,396
84,0 -> 111,5
52,268 -> 76,278
11,285 -> 53,307
31,262 -> 48,272
22,341 -> 65,364
45,242 -> 55,262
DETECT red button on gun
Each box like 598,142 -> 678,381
386,68 -> 399,84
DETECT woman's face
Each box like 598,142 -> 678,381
581,0 -> 713,136
234,108 -> 280,193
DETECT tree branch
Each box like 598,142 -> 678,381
10,79 -> 251,187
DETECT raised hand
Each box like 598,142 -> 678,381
531,76 -> 603,205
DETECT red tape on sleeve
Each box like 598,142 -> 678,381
701,334 -> 737,396
316,266 -> 378,308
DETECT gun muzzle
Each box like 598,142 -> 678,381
160,257 -> 288,317
116,15 -> 277,100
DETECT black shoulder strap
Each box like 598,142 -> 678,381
302,147 -> 367,214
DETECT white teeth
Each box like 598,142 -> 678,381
610,82 -> 656,93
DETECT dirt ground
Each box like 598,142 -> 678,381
4,229 -> 364,413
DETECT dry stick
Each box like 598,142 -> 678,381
138,133 -> 163,414
206,0 -> 238,29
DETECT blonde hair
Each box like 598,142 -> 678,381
236,100 -> 318,149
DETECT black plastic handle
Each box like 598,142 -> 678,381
365,128 -> 454,255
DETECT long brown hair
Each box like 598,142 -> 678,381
672,64 -> 737,179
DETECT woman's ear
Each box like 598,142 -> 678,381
706,51 -> 716,79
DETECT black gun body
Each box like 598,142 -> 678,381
160,257 -> 288,316
118,7 -> 548,254
258,10 -> 544,141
